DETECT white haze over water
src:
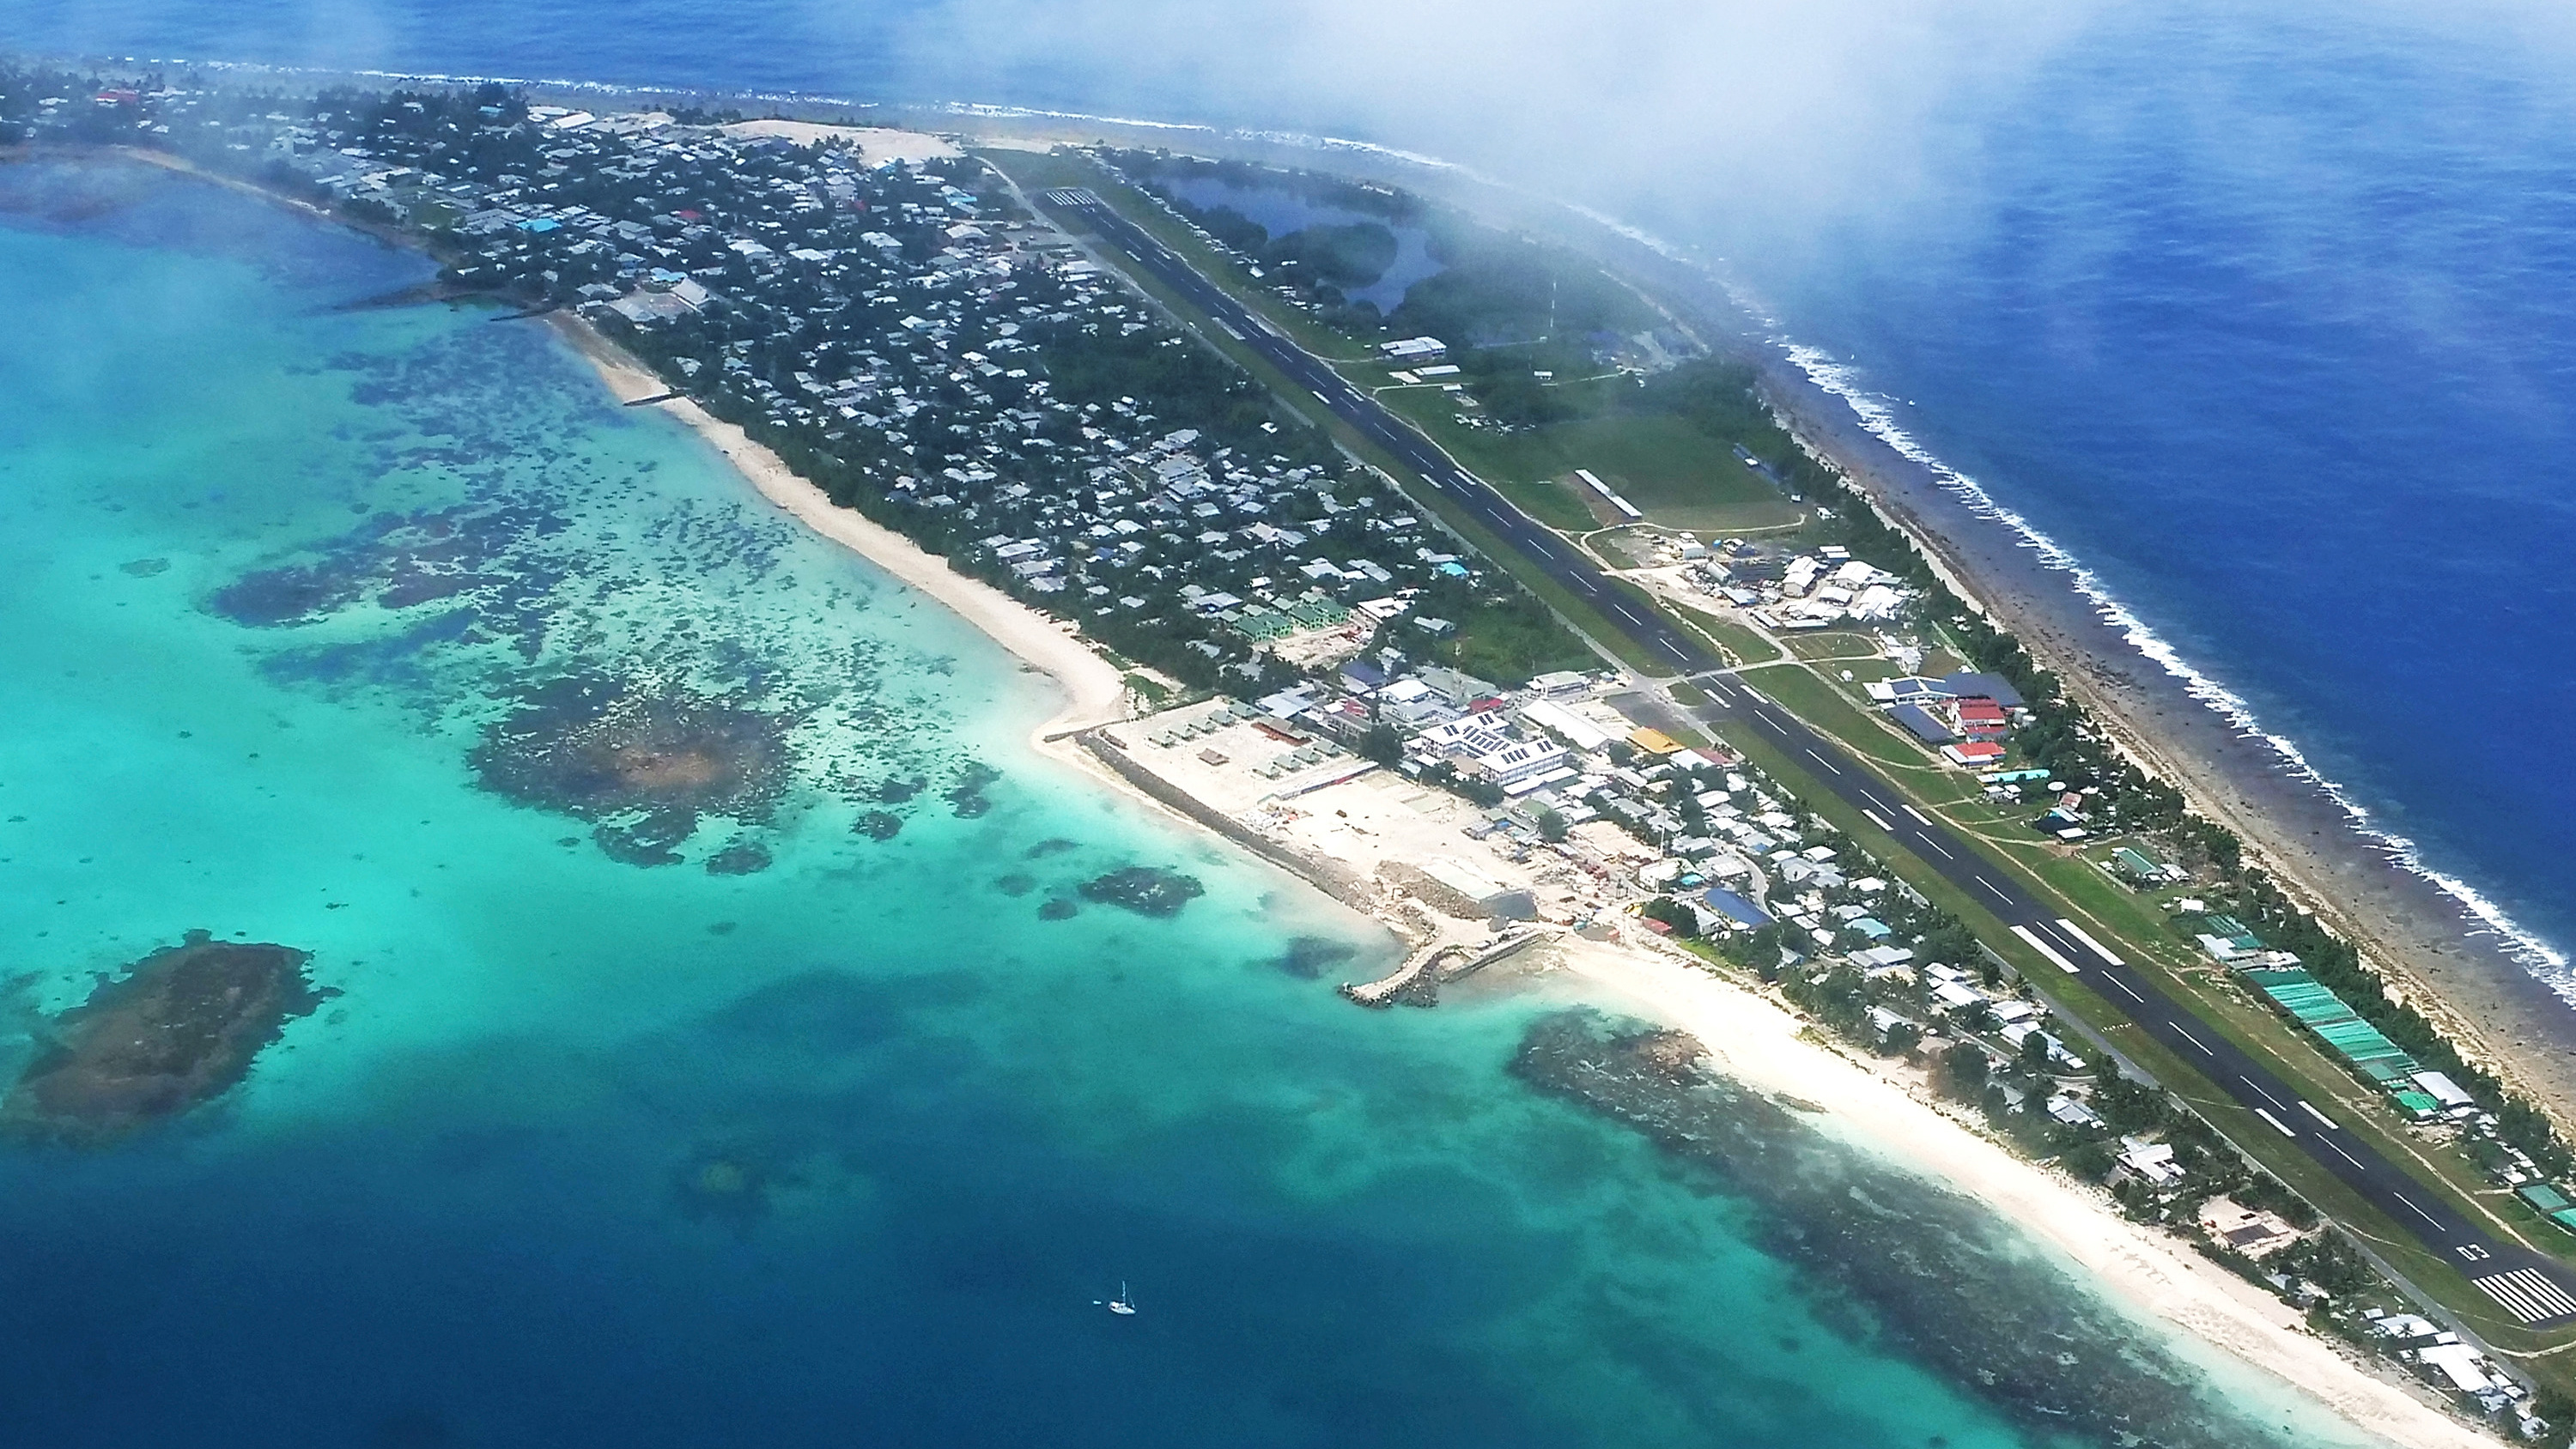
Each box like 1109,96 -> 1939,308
21,0 -> 2576,981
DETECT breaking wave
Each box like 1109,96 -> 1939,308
1772,339 -> 2572,981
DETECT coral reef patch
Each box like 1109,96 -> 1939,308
1510,1009 -> 2306,1449
1078,867 -> 1206,918
468,673 -> 794,856
3,931 -> 329,1144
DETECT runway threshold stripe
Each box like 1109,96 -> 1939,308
2300,1100 -> 2342,1131
2475,1271 -> 2576,1325
2255,1107 -> 2298,1137
2053,918 -> 2126,967
2008,925 -> 2077,973
1862,808 -> 1893,833
1901,803 -> 1931,826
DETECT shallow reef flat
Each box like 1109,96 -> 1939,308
1511,1009 -> 2317,1449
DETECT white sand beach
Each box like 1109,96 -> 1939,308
1551,936 -> 2491,1448
550,315 -> 1128,746
552,308 -> 2489,1449
717,119 -> 961,163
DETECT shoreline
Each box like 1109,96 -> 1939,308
1542,936 -> 2492,1448
58,76 -> 2573,1108
1738,349 -> 2576,1125
569,296 -> 2494,1438
544,314 -> 1132,753
30,135 -> 2499,1445
525,161 -> 2499,1445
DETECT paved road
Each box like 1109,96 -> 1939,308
1048,188 -> 1716,674
1657,676 -> 2576,1327
1050,184 -> 2576,1329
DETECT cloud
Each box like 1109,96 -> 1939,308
856,0 -> 2107,235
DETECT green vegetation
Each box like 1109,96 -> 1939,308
1422,583 -> 1598,686
1383,389 -> 1807,532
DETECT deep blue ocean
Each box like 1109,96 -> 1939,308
3,2 -> 2569,1443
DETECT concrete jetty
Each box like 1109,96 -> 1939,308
1340,927 -> 1551,1009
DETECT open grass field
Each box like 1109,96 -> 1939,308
1373,380 -> 1807,533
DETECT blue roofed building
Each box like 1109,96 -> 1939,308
1700,887 -> 1775,930
1891,702 -> 1957,745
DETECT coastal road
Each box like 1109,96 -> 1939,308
1049,181 -> 2576,1330
1044,188 -> 1717,676
1662,674 -> 2576,1329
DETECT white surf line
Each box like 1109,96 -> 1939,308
2009,925 -> 2077,973
2170,1022 -> 2215,1056
2390,1192 -> 2445,1231
1900,803 -> 1932,827
2300,1100 -> 2342,1131
2255,1107 -> 2299,1137
1778,335 -> 2569,978
1862,808 -> 1893,833
2052,918 -> 2125,967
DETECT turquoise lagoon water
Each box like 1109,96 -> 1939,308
0,163 -> 2385,1448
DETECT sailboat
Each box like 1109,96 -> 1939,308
1103,1281 -> 1137,1316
